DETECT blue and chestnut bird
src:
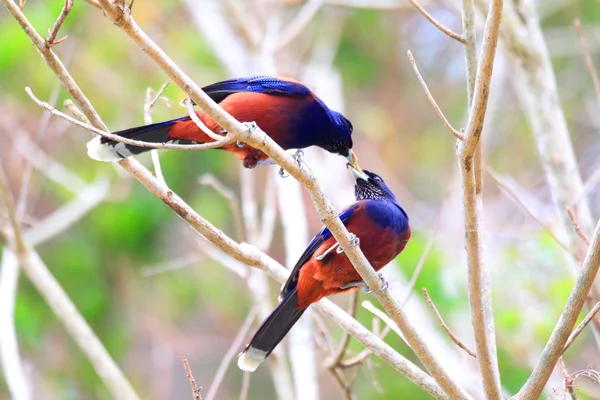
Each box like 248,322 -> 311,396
237,165 -> 410,371
87,75 -> 358,169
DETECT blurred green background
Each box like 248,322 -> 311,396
1,0 -> 600,399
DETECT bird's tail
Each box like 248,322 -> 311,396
86,117 -> 191,162
237,288 -> 306,372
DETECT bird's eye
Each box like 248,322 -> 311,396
373,176 -> 382,182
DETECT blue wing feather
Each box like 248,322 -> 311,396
280,203 -> 360,296
202,76 -> 311,103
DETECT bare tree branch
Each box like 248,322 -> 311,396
0,164 -> 140,400
26,88 -> 234,151
277,0 -> 324,50
567,208 -> 591,247
574,19 -> 600,110
144,82 -> 170,185
515,219 -> 600,399
46,0 -> 73,47
0,250 -> 31,400
4,0 -> 466,397
407,0 -> 466,44
407,51 -> 464,140
91,2 -> 471,397
457,0 -> 504,398
198,173 -> 245,242
205,308 -> 257,400
422,289 -> 476,358
562,302 -> 600,354
486,166 -> 573,256
182,357 -> 202,400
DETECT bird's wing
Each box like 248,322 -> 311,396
202,76 -> 311,103
280,202 -> 361,296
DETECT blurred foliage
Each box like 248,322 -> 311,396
1,0 -> 600,399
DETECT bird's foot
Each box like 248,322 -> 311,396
361,273 -> 389,294
292,149 -> 304,166
349,234 -> 360,248
236,140 -> 246,148
278,167 -> 290,178
243,121 -> 258,135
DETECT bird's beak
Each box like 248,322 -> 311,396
346,150 -> 364,174
346,152 -> 369,182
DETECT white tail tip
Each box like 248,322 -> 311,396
86,136 -> 124,162
237,347 -> 267,372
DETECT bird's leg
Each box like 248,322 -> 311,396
254,159 -> 276,167
292,149 -> 304,165
278,167 -> 290,178
339,280 -> 367,290
315,242 -> 340,261
340,273 -> 388,294
333,234 -> 359,256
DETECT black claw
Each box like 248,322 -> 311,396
279,167 -> 289,178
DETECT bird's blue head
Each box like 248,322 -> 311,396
321,110 -> 354,160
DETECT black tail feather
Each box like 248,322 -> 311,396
238,289 -> 306,371
87,117 -> 190,161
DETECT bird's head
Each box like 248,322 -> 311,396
347,165 -> 397,202
321,110 -> 355,160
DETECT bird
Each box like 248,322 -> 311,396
237,164 -> 410,372
86,75 -> 359,169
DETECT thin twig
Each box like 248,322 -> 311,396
26,88 -> 234,151
182,357 -> 202,400
24,179 -> 110,246
340,325 -> 393,368
406,51 -> 464,140
486,166 -> 573,255
238,371 -> 250,400
361,300 -> 407,345
567,208 -> 591,246
204,307 -> 257,400
562,302 -> 600,354
198,173 -> 245,242
574,19 -> 600,111
257,173 -> 277,251
407,0 -> 466,44
422,289 -> 476,358
144,82 -> 170,119
0,250 -> 31,400
222,0 -> 259,48
64,99 -> 90,123
330,367 -> 353,400
277,0 -> 324,50
327,291 -> 359,368
183,97 -> 226,142
46,0 -> 73,47
140,254 -> 205,277
15,83 -> 61,220
144,82 -> 170,185
558,357 -> 577,400
82,0 -> 102,9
